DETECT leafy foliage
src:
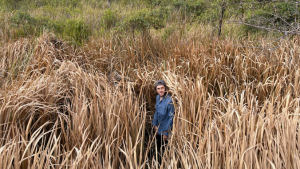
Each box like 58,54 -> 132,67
11,11 -> 45,37
10,11 -> 91,44
239,1 -> 300,34
124,8 -> 166,34
63,19 -> 91,43
173,0 -> 206,17
102,9 -> 119,29
1,0 -> 300,41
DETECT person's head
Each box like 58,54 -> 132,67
155,80 -> 168,97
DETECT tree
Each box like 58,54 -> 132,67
125,9 -> 165,38
227,0 -> 300,37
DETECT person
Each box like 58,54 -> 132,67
152,80 -> 175,166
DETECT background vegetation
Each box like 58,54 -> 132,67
0,0 -> 300,168
0,0 -> 299,43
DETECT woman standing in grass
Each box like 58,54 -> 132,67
152,80 -> 175,165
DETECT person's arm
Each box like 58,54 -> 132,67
152,95 -> 159,130
163,99 -> 175,138
152,109 -> 158,127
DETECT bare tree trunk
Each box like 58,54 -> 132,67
218,2 -> 226,37
132,26 -> 135,39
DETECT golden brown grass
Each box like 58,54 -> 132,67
1,31 -> 300,168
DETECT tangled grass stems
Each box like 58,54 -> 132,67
0,32 -> 300,168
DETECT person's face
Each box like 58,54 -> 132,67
156,85 -> 166,97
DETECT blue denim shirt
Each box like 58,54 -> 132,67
152,94 -> 175,137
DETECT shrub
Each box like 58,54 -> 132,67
47,19 -> 66,35
11,11 -> 37,26
173,0 -> 206,19
1,0 -> 23,10
148,9 -> 166,30
46,0 -> 82,8
198,2 -> 219,23
124,8 -> 166,35
10,11 -> 91,43
1,0 -> 79,10
162,24 -> 176,41
146,0 -> 173,7
63,19 -> 92,44
10,11 -> 45,37
102,9 -> 119,29
242,2 -> 300,34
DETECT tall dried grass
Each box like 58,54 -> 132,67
1,31 -> 300,168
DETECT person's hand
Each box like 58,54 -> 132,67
154,126 -> 158,133
163,135 -> 168,140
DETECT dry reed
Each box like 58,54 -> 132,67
1,31 -> 300,168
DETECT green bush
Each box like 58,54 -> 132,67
162,24 -> 176,40
36,0 -> 82,8
124,8 -> 166,35
146,0 -> 173,7
1,0 -> 22,10
148,8 -> 167,30
242,2 -> 299,34
198,2 -> 219,23
10,11 -> 91,43
1,0 -> 82,11
173,0 -> 206,19
63,19 -> 92,44
11,11 -> 46,37
11,11 -> 37,26
102,9 -> 119,29
47,19 -> 65,35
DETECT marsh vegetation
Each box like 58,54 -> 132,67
0,0 -> 300,168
